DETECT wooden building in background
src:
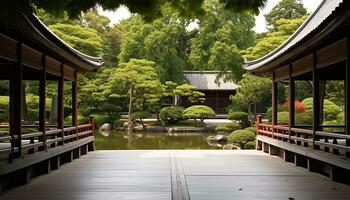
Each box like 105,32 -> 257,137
182,71 -> 237,113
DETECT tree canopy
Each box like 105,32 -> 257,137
3,0 -> 267,22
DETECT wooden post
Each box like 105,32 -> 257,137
72,69 -> 78,140
58,64 -> 64,145
289,63 -> 295,142
346,36 -> 350,157
272,71 -> 278,137
89,115 -> 95,137
10,42 -> 23,159
312,52 -> 320,149
256,115 -> 262,136
39,54 -> 47,151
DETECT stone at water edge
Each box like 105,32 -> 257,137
99,123 -> 112,131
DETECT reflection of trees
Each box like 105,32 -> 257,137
94,131 -> 221,150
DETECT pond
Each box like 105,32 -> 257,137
94,130 -> 223,150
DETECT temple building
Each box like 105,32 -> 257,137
182,71 -> 237,113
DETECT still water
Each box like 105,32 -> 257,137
94,131 -> 222,150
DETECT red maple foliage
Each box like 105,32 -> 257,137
283,99 -> 306,113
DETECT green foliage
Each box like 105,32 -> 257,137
189,0 -> 255,81
244,127 -> 257,134
245,141 -> 256,149
94,115 -> 111,127
295,112 -> 313,125
49,23 -> 103,56
242,16 -> 307,61
6,0 -> 266,22
131,111 -> 151,121
228,130 -> 256,149
215,122 -> 240,134
64,115 -> 88,125
302,98 -> 341,120
323,113 -> 344,132
264,0 -> 307,30
174,84 -> 205,104
182,105 -> 215,123
227,111 -> 248,123
231,74 -> 272,123
277,112 -> 289,125
159,106 -> 185,124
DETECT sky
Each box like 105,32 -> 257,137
98,0 -> 323,33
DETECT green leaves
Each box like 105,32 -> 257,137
182,105 -> 216,121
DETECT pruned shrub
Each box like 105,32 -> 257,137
277,111 -> 289,125
215,122 -> 240,133
295,112 -> 313,125
182,105 -> 215,124
244,126 -> 256,134
228,130 -> 256,149
159,106 -> 185,124
227,111 -> 248,127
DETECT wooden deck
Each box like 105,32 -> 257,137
1,150 -> 350,200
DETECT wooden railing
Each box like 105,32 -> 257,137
0,116 -> 95,163
256,116 -> 350,158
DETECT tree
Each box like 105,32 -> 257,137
264,0 -> 307,30
232,74 -> 272,123
108,59 -> 164,126
189,0 -> 255,81
3,0 -> 266,22
173,84 -> 205,105
242,16 -> 307,60
182,105 -> 215,125
159,106 -> 185,124
49,23 -> 103,56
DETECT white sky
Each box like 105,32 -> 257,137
98,0 -> 323,33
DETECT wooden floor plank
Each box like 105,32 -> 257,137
0,150 -> 349,200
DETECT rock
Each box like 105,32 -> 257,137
99,123 -> 112,131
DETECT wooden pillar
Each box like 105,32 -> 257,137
57,64 -> 64,145
72,69 -> 78,140
10,42 -> 23,158
289,63 -> 295,142
312,52 -> 320,149
272,72 -> 278,137
346,37 -> 350,156
39,54 -> 47,151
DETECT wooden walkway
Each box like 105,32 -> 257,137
1,150 -> 350,200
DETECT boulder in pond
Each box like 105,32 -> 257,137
99,123 -> 112,131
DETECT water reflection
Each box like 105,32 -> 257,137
94,130 -> 222,150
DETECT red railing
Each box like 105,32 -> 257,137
0,116 -> 95,163
256,116 -> 350,157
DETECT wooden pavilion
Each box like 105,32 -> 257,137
0,12 -> 100,190
246,0 -> 350,183
182,71 -> 237,113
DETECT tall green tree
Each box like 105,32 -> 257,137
231,74 -> 272,123
108,59 -> 165,125
189,0 -> 255,81
264,0 -> 307,30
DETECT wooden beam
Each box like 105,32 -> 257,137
289,63 -> 295,142
58,64 -> 64,145
346,37 -> 350,156
10,42 -> 23,159
272,72 -> 278,126
312,52 -> 320,149
72,69 -> 78,140
39,54 -> 47,151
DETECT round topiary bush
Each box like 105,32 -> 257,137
244,126 -> 256,134
215,122 -> 240,133
159,106 -> 185,124
245,141 -> 256,149
228,130 -> 256,149
277,111 -> 289,125
295,112 -> 313,125
227,111 -> 248,126
182,105 -> 215,123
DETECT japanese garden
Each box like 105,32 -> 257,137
0,0 -> 349,199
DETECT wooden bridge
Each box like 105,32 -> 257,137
0,150 -> 349,200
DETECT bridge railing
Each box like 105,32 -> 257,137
256,115 -> 350,158
0,116 -> 95,163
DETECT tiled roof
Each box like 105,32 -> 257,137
184,71 -> 237,90
245,0 -> 344,72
